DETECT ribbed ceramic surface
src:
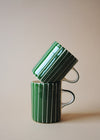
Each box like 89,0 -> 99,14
31,81 -> 61,123
32,41 -> 78,82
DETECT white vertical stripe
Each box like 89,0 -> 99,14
42,84 -> 44,123
55,83 -> 57,122
46,84 -> 49,123
50,83 -> 54,123
37,84 -> 40,122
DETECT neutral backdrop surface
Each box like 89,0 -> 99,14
0,0 -> 100,140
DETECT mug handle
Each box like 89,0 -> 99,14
63,67 -> 80,83
61,89 -> 75,108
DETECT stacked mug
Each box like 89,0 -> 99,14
31,41 -> 79,123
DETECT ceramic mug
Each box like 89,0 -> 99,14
32,41 -> 79,83
31,81 -> 75,123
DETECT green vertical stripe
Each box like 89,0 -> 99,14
47,84 -> 52,123
52,83 -> 56,122
37,84 -> 39,122
50,83 -> 54,123
42,84 -> 47,123
55,83 -> 57,122
46,84 -> 49,123
31,82 -> 34,120
34,83 -> 38,121
56,82 -> 61,122
38,84 -> 43,122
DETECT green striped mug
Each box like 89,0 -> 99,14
31,81 -> 75,123
32,41 -> 79,83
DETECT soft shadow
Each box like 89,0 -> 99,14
61,112 -> 100,122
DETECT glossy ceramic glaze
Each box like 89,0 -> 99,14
31,81 -> 61,123
32,41 -> 78,82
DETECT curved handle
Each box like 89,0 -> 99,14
61,89 -> 75,108
63,67 -> 80,83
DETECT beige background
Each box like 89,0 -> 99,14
0,0 -> 100,139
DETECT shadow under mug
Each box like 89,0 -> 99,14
31,81 -> 75,123
32,41 -> 79,83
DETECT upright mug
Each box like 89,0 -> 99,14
31,81 -> 75,123
32,41 -> 79,83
